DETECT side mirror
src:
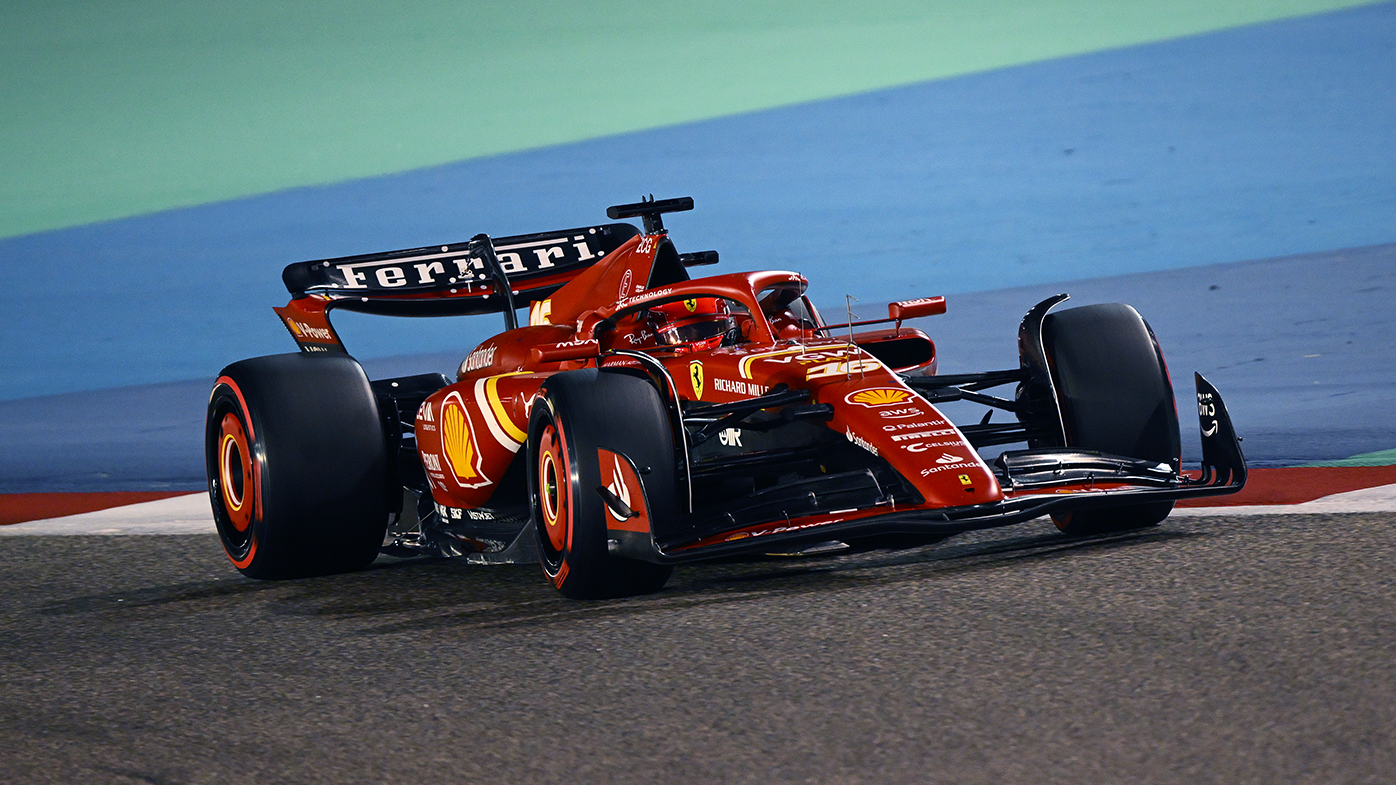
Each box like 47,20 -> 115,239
888,297 -> 946,321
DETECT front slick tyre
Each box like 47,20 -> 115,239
528,370 -> 674,599
206,353 -> 390,579
1042,304 -> 1181,536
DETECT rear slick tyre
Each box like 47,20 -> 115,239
206,353 -> 390,578
527,370 -> 675,599
1041,304 -> 1180,536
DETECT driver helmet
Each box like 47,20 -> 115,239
648,297 -> 735,351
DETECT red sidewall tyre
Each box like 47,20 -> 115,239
531,397 -> 578,583
527,370 -> 675,599
206,354 -> 390,579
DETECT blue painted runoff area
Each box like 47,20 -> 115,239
0,3 -> 1392,403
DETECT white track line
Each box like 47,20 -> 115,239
1170,483 -> 1396,516
0,493 -> 214,536
3,484 -> 1395,536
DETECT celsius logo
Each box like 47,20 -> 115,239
845,388 -> 913,407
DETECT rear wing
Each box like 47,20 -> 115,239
283,223 -> 639,307
275,222 -> 640,354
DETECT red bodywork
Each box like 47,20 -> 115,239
397,231 -> 996,549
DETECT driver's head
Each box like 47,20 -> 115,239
648,297 -> 735,351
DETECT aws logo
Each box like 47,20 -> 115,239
440,391 -> 491,489
844,388 -> 914,408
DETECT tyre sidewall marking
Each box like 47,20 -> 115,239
211,376 -> 263,569
535,395 -> 575,586
538,424 -> 566,553
218,412 -> 253,532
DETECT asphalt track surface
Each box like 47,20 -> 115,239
2,511 -> 1393,784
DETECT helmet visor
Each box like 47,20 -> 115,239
659,316 -> 732,346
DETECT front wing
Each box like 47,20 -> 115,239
612,373 -> 1246,563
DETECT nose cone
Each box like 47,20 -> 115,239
822,378 -> 1003,506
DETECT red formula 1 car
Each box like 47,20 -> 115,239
207,197 -> 1246,598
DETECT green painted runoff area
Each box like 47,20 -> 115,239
1306,449 -> 1396,467
1,0 -> 1380,240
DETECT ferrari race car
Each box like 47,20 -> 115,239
207,196 -> 1247,598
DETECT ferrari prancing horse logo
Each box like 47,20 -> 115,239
689,360 -> 704,399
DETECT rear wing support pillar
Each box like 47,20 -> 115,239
469,234 -> 517,332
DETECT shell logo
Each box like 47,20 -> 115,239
844,388 -> 914,408
441,392 -> 490,488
